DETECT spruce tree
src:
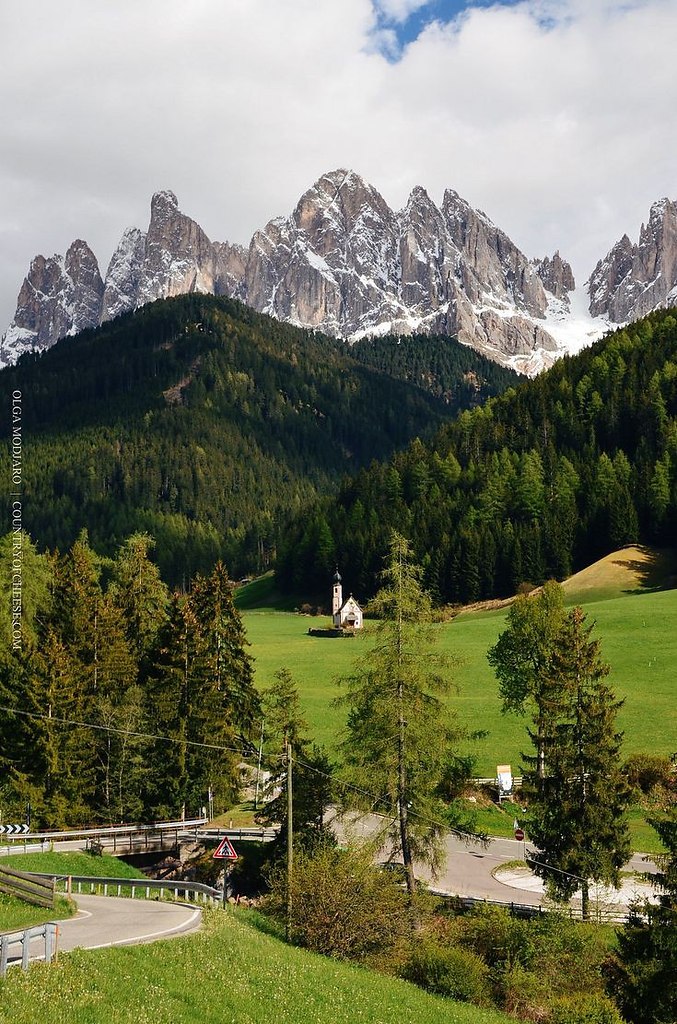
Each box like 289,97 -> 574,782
524,607 -> 631,918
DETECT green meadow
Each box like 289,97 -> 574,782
244,588 -> 677,778
0,908 -> 513,1024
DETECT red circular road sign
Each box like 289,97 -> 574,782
514,828 -> 525,841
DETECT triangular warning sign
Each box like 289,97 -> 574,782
213,836 -> 238,860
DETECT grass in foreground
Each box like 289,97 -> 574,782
0,908 -> 514,1024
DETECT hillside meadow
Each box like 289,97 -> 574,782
0,908 -> 513,1024
241,552 -> 677,781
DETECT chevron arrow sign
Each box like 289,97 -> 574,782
0,824 -> 29,835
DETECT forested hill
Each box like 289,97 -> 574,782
0,294 -> 515,583
278,308 -> 677,603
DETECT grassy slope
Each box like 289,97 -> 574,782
244,591 -> 677,772
0,893 -> 74,933
0,909 -> 512,1024
0,852 -> 147,879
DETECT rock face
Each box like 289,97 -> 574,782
240,171 -> 566,368
534,251 -> 576,301
587,199 -> 677,321
3,170 -> 583,371
1,240 -> 103,364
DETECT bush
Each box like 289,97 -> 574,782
401,941 -> 491,1005
625,753 -> 674,796
263,845 -> 413,962
549,993 -> 624,1024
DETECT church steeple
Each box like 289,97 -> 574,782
332,567 -> 343,619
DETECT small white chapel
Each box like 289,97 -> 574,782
331,568 -> 363,630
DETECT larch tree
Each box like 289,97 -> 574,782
337,531 -> 461,898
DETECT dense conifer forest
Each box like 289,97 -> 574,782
0,532 -> 258,827
278,309 -> 677,603
0,294 -> 514,584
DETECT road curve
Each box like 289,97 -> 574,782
59,894 -> 203,951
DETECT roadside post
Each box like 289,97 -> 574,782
514,819 -> 526,860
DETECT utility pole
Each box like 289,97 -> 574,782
286,740 -> 293,943
254,718 -> 265,811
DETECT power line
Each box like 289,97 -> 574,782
293,752 -> 485,842
0,704 -> 251,756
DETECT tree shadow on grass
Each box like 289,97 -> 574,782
616,545 -> 677,595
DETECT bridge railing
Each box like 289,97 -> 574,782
0,820 -> 279,857
0,922 -> 58,978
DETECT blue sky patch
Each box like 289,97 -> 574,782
373,0 -> 525,58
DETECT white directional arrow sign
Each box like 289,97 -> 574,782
0,824 -> 30,835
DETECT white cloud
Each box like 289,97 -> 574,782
374,0 -> 431,22
1,0 -> 676,331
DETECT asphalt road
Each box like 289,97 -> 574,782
57,894 -> 203,952
340,812 -> 657,910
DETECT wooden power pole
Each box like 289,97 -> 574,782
285,740 -> 293,942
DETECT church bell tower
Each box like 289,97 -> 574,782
332,568 -> 343,620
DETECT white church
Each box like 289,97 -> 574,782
331,568 -> 363,630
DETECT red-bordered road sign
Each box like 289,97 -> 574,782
213,836 -> 238,860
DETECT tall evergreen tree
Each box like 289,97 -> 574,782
488,580 -> 567,786
258,668 -> 334,853
337,532 -> 461,897
525,607 -> 631,918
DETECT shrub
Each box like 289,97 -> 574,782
625,753 -> 674,796
263,845 -> 413,962
549,993 -> 624,1024
401,941 -> 491,1005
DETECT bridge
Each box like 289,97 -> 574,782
0,819 -> 279,859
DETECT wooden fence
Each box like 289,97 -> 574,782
0,865 -> 55,908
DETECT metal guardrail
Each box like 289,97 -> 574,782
0,820 -> 279,858
0,823 -> 208,856
430,890 -> 629,924
31,873 -> 221,905
0,922 -> 58,977
193,827 -> 278,843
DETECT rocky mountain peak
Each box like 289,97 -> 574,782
587,199 -> 677,322
150,189 -> 180,221
0,241 -> 103,365
534,251 -> 576,302
7,172 -> 644,375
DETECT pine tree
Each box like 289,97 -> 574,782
258,668 -> 334,854
109,533 -> 169,667
488,580 -> 567,787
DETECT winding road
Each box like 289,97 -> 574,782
56,894 -> 203,952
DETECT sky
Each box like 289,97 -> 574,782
1,0 -> 676,333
